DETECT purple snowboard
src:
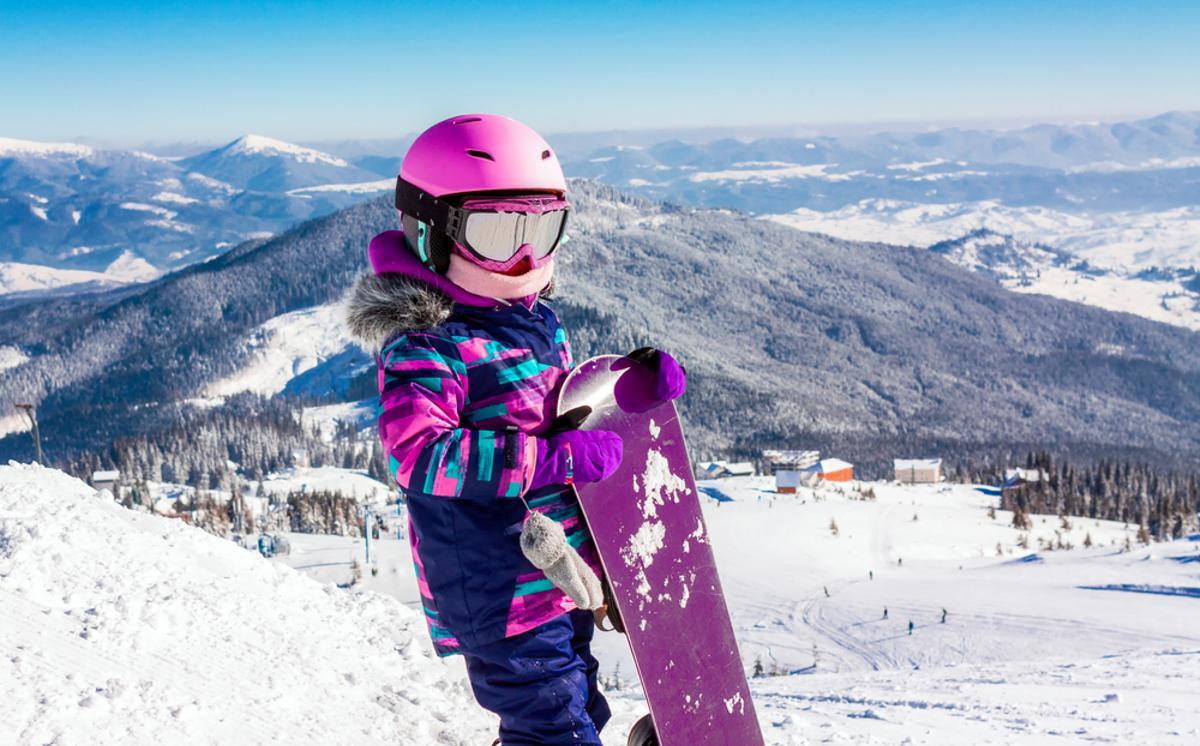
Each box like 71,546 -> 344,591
558,354 -> 763,746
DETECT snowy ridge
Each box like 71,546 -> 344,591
689,162 -> 856,183
0,136 -> 93,158
226,134 -> 350,167
767,199 -> 1200,268
768,202 -> 1200,331
0,262 -> 121,295
286,178 -> 395,196
0,252 -> 157,298
0,464 -> 493,745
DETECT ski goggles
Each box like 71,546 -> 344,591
395,177 -> 570,265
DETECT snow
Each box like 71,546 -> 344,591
104,251 -> 161,283
185,171 -> 238,193
0,254 -> 155,298
6,463 -> 1200,744
0,345 -> 28,372
27,204 -> 47,221
118,202 -> 176,218
229,134 -> 350,167
1008,265 -> 1200,331
280,473 -> 1200,743
0,262 -> 118,295
0,136 -> 93,158
886,158 -> 948,171
0,463 -> 493,745
690,162 -> 855,183
817,457 -> 852,472
768,201 -> 1200,331
151,191 -> 200,205
302,400 -> 376,442
260,466 -> 392,505
286,178 -> 394,196
638,449 -> 687,520
768,200 -> 1200,272
1069,155 -> 1200,173
205,303 -> 352,397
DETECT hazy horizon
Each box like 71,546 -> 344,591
6,107 -> 1197,156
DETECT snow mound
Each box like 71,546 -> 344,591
0,464 -> 492,745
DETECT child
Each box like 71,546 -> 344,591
346,114 -> 685,746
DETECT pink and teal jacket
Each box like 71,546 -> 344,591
346,231 -> 601,656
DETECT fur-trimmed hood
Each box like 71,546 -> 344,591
343,272 -> 456,351
343,230 -> 554,352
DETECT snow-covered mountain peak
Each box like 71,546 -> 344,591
225,134 -> 349,167
0,136 -> 94,159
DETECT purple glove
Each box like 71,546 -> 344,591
529,429 -> 624,492
628,347 -> 687,403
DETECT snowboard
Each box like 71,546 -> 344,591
557,353 -> 763,746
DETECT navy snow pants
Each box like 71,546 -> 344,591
462,609 -> 611,746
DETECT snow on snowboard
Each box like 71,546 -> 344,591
557,353 -> 763,746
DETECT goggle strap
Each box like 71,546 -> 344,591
395,177 -> 468,244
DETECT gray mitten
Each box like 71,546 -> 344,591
519,510 -> 604,610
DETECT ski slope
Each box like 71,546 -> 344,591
3,465 -> 1198,744
280,475 -> 1200,744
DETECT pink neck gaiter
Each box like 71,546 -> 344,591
445,254 -> 554,302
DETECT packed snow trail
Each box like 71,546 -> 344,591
0,464 -> 494,745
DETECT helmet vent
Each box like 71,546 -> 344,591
453,117 -> 482,125
541,149 -> 552,160
466,149 -> 495,161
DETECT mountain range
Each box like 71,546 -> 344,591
1,181 -> 1197,475
0,134 -> 391,284
4,112 -> 1198,335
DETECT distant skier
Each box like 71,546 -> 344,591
898,557 -> 903,567
823,586 -> 830,598
257,533 -> 274,558
941,608 -> 948,624
869,570 -> 873,580
883,607 -> 888,620
908,620 -> 914,636
347,114 -> 686,746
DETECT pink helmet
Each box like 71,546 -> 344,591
400,113 -> 566,197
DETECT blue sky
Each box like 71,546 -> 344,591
1,0 -> 1197,146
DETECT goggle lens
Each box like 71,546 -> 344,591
462,206 -> 567,262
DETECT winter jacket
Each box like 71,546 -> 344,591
345,231 -> 601,656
